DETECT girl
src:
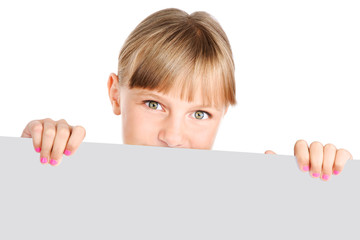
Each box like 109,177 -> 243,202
21,8 -> 353,182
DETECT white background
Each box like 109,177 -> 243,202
0,0 -> 359,158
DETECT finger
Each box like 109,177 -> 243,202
21,120 -> 36,138
264,150 -> 276,154
49,119 -> 71,166
309,141 -> 323,178
63,125 -> 86,157
333,148 -> 353,175
294,139 -> 310,172
320,143 -> 337,181
23,120 -> 44,153
39,118 -> 56,165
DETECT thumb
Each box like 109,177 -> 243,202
265,150 -> 277,154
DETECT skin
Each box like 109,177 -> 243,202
107,73 -> 228,149
20,72 -> 354,182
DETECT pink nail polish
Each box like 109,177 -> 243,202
64,150 -> 71,156
312,173 -> 320,177
35,147 -> 41,153
333,170 -> 340,175
322,174 -> 329,180
40,157 -> 47,163
50,159 -> 57,166
303,165 -> 309,171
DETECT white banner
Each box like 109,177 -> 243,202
0,136 -> 359,239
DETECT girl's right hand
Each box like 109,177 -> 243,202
21,118 -> 86,166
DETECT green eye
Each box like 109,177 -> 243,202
195,111 -> 205,119
149,101 -> 158,109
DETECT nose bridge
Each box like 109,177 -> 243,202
160,112 -> 186,147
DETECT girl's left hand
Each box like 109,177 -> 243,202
264,139 -> 353,181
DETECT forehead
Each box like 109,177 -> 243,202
131,87 -> 224,112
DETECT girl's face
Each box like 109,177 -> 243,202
108,73 -> 228,150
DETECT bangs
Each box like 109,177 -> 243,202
125,25 -> 236,109
128,56 -> 230,110
118,8 -> 237,109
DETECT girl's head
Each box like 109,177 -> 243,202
108,8 -> 237,149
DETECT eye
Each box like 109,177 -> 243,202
193,111 -> 210,120
144,100 -> 163,111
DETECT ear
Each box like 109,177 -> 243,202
107,73 -> 121,115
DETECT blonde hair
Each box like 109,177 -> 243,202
118,8 -> 237,109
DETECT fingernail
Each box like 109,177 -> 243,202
40,157 -> 47,163
35,147 -> 41,153
322,174 -> 329,180
50,159 -> 57,166
64,150 -> 71,156
333,170 -> 340,175
312,172 -> 320,177
302,165 -> 309,171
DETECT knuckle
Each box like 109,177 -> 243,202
295,139 -> 307,147
31,121 -> 43,133
43,128 -> 56,138
58,119 -> 68,124
324,143 -> 337,151
75,125 -> 86,137
57,126 -> 70,138
310,141 -> 323,148
337,148 -> 352,160
337,148 -> 347,153
296,139 -> 307,145
44,118 -> 54,122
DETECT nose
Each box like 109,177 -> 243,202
158,115 -> 185,148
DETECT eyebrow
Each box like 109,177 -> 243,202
136,90 -> 222,112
